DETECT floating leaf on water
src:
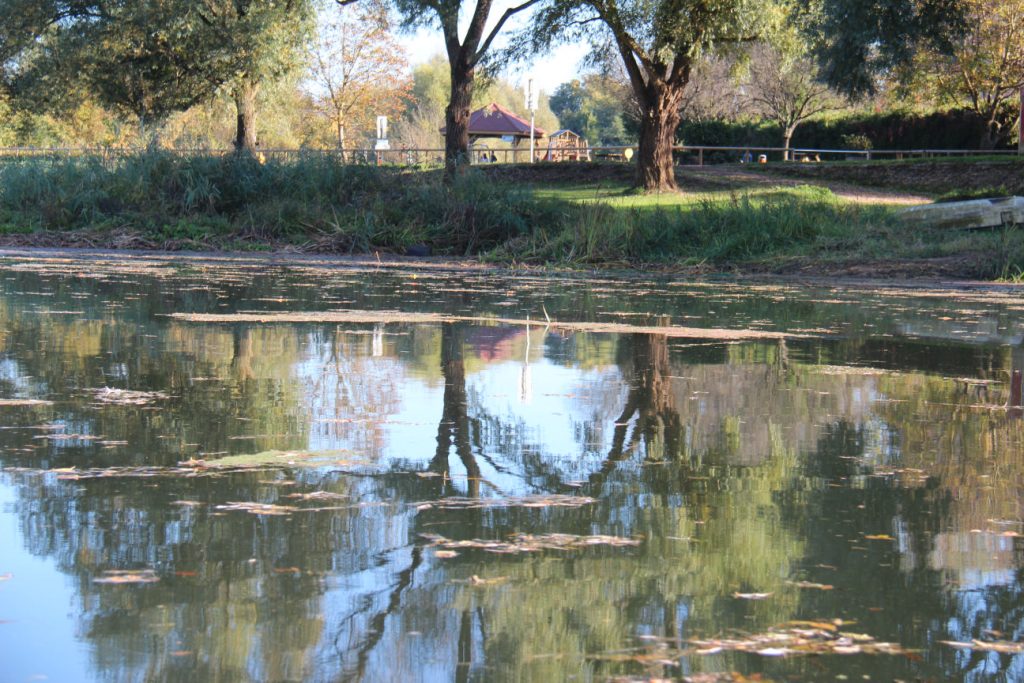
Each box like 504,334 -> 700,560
940,640 -> 1024,653
733,592 -> 772,600
93,569 -> 160,585
35,450 -> 377,481
89,387 -> 169,406
215,502 -> 298,516
422,532 -> 641,555
414,494 -> 596,511
687,622 -> 911,658
461,575 -> 508,586
786,580 -> 835,590
434,550 -> 459,559
284,491 -> 349,501
198,449 -> 370,470
788,620 -> 839,632
169,310 -> 804,341
864,534 -> 895,541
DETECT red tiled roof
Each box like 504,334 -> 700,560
440,103 -> 546,138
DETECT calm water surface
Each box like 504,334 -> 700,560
1,254 -> 1023,682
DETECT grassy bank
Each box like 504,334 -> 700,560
752,156 -> 1024,200
1,152 -> 1021,278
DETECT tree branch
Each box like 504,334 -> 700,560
473,0 -> 543,67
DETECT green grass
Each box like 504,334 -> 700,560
0,152 -> 1021,278
504,182 -> 900,266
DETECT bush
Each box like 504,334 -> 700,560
0,151 -> 563,254
677,109 -> 1008,153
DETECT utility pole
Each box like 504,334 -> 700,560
1019,86 -> 1023,155
525,78 -> 538,163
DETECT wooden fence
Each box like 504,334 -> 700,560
0,144 -> 1018,167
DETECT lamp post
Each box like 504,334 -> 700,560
525,78 -> 538,163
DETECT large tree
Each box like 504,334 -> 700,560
2,0 -> 232,134
549,73 -> 632,145
744,39 -> 844,159
308,1 -> 410,156
196,0 -> 313,153
388,0 -> 542,178
900,0 -> 1024,148
0,0 -> 311,151
805,0 -> 966,97
529,0 -> 781,191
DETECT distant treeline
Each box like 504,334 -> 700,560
678,109 -> 1008,153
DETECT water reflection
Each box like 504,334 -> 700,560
0,257 -> 1022,681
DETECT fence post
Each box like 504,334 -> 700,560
698,148 -> 703,166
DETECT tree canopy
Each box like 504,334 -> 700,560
527,0 -> 783,189
0,0 -> 312,148
387,0 -> 543,176
805,0 -> 966,96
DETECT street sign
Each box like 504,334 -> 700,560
375,116 -> 390,151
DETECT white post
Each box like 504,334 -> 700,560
530,111 -> 535,163
525,78 -> 538,163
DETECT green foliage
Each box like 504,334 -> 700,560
805,0 -> 966,96
549,76 -> 630,145
1,0 -> 312,142
3,152 -> 1019,278
504,184 -> 887,264
0,152 -> 552,252
676,108 -> 1006,151
840,133 -> 873,151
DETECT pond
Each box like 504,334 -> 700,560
0,252 -> 1022,682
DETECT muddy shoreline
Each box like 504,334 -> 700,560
0,245 -> 1013,289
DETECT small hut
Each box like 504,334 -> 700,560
545,130 -> 590,162
440,103 -> 545,162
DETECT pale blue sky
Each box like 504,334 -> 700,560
400,1 -> 593,94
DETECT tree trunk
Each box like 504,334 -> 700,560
432,324 -> 480,497
233,79 -> 259,154
444,60 -> 474,181
635,83 -> 684,192
783,126 -> 796,161
337,121 -> 346,162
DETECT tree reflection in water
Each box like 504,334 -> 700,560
1,261 -> 1024,681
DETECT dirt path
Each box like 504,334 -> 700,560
676,166 -> 933,205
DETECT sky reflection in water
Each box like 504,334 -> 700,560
0,255 -> 1022,682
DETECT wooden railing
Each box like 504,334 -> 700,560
0,144 -> 1018,166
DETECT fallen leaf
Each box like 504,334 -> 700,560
940,640 -> 1024,653
786,580 -> 834,591
93,569 -> 160,585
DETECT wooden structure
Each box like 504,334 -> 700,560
901,196 -> 1024,230
440,103 -> 545,162
545,130 -> 590,161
